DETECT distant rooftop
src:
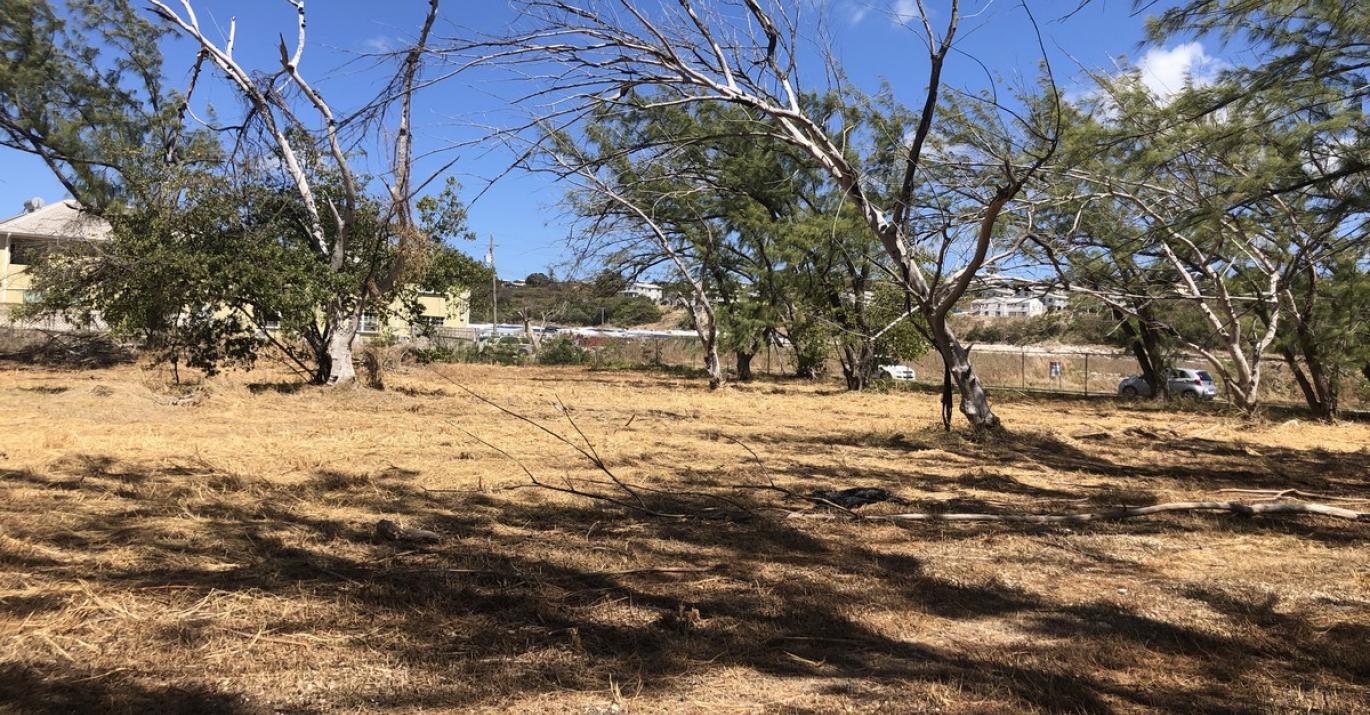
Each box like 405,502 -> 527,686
0,199 -> 110,241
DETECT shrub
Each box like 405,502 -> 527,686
412,342 -> 476,364
536,337 -> 588,365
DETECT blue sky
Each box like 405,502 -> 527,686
1,0 -> 1221,279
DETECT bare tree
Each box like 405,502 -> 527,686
146,0 -> 442,385
1045,171 -> 1287,413
453,0 -> 1060,429
1035,73 -> 1370,414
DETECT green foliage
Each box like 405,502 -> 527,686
20,157 -> 487,379
418,246 -> 490,298
606,296 -> 662,326
536,336 -> 589,365
868,284 -> 929,361
0,0 -> 208,207
477,336 -> 533,365
416,177 -> 476,244
590,270 -> 629,298
412,341 -> 478,364
469,278 -> 661,327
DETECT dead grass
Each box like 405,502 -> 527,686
1,361 -> 1368,713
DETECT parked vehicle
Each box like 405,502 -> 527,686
1118,368 -> 1219,400
876,364 -> 916,381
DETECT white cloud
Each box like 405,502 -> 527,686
891,0 -> 919,25
844,2 -> 872,25
1136,42 -> 1220,99
362,35 -> 393,53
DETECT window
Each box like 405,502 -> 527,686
255,308 -> 282,330
9,238 -> 49,266
359,313 -> 381,334
417,315 -> 445,328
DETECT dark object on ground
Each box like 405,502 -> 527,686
807,487 -> 908,510
0,328 -> 134,368
375,519 -> 442,543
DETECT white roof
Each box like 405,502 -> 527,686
0,200 -> 110,241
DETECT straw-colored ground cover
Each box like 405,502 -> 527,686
1,361 -> 1367,713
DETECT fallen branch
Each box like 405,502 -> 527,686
386,564 -> 724,580
788,500 -> 1368,524
1215,488 -> 1370,503
715,433 -> 865,519
426,366 -> 752,520
375,519 -> 443,543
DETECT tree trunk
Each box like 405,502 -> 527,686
791,327 -> 824,379
735,351 -> 754,381
1138,321 -> 1169,399
689,304 -> 725,390
703,341 -> 724,389
323,310 -> 360,386
1281,347 -> 1327,418
839,345 -> 861,391
1291,317 -> 1338,420
839,341 -> 875,391
932,318 -> 998,431
1115,307 -> 1166,399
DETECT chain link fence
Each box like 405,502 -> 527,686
428,329 -> 1367,409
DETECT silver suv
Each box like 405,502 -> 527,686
1118,368 -> 1219,400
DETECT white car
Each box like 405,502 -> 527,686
877,364 -> 916,381
1118,368 -> 1219,400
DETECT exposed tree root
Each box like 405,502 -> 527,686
788,500 -> 1368,523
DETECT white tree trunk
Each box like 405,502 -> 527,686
933,320 -> 999,430
689,299 -> 725,390
325,312 -> 360,385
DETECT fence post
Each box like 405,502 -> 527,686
1084,353 -> 1090,396
1020,350 -> 1026,390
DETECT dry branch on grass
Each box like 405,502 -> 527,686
427,366 -> 755,520
1216,488 -> 1370,503
374,519 -> 443,543
426,374 -> 1370,530
788,500 -> 1368,524
427,380 -> 1370,525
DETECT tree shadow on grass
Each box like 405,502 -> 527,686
765,424 -> 1367,497
3,456 -> 1368,712
245,381 -> 307,395
0,662 -> 252,715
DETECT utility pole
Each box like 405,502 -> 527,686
486,234 -> 498,334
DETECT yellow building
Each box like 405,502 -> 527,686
1,198 -> 469,337
1,198 -> 106,307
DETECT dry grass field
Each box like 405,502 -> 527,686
1,361 -> 1368,713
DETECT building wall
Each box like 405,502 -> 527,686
969,298 -> 1046,318
1,235 -> 36,305
375,291 -> 471,338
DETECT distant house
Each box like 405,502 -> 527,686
619,280 -> 665,303
1,198 -> 469,337
1,198 -> 109,308
967,287 -> 1069,319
